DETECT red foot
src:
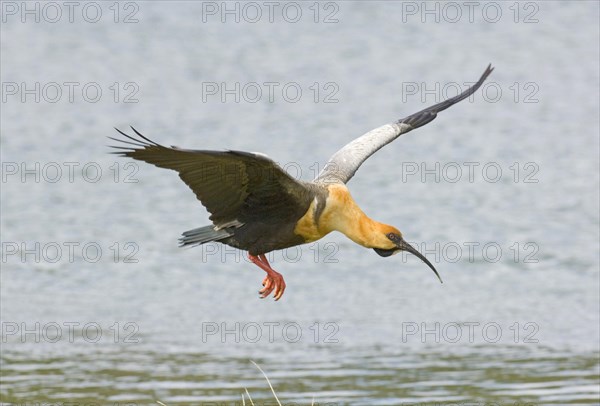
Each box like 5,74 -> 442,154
248,253 -> 287,301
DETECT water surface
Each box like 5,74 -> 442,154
1,1 -> 599,404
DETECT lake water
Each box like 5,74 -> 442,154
1,1 -> 599,405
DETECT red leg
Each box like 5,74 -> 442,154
258,254 -> 276,294
248,253 -> 287,301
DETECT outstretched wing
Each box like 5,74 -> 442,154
315,64 -> 494,184
109,128 -> 312,229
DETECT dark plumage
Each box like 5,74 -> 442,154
110,128 -> 329,254
110,64 -> 494,300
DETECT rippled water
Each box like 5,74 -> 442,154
3,344 -> 598,404
1,1 -> 599,405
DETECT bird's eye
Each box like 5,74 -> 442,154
387,232 -> 396,240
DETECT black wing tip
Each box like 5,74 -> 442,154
109,126 -> 162,152
130,126 -> 159,146
399,110 -> 437,129
397,63 -> 494,129
478,63 -> 494,85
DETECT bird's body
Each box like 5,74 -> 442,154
111,64 -> 494,300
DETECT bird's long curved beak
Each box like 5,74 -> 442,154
397,239 -> 443,284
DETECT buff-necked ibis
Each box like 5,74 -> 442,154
110,64 -> 493,300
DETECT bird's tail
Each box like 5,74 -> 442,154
179,225 -> 232,247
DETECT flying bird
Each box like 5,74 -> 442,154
110,64 -> 493,301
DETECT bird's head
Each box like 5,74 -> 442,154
373,226 -> 443,283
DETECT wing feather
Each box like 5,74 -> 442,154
110,129 -> 311,228
315,64 -> 494,184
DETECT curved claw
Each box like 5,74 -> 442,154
273,276 -> 286,301
259,282 -> 275,298
249,253 -> 287,301
258,272 -> 286,300
259,277 -> 273,295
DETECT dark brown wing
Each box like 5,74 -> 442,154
109,127 -> 313,229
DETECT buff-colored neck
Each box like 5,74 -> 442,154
319,184 -> 397,249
